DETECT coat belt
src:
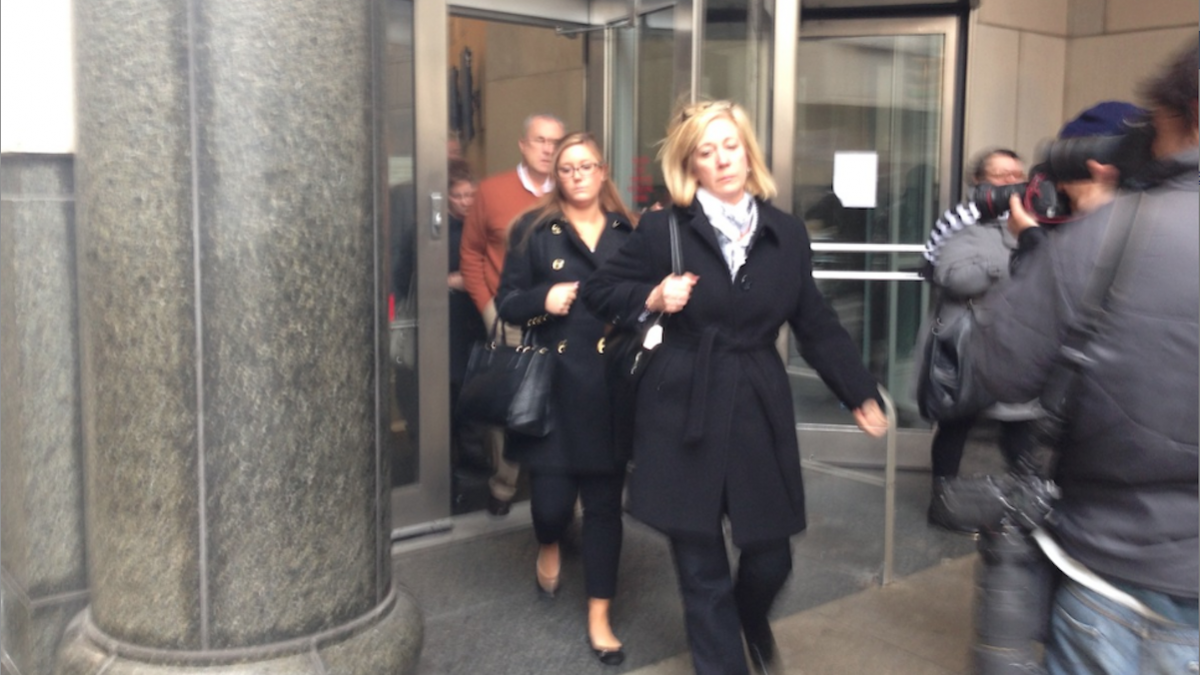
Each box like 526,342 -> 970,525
666,327 -> 782,445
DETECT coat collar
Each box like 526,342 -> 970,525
546,211 -> 634,263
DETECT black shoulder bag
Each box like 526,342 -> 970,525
1032,193 -> 1142,446
917,295 -> 996,423
604,210 -> 683,459
457,319 -> 556,437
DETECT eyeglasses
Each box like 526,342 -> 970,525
557,162 -> 599,177
984,170 -> 1027,182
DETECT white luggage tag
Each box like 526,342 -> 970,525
642,323 -> 664,349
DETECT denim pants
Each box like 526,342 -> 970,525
1045,578 -> 1200,675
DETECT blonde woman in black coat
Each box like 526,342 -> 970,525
581,101 -> 888,675
495,132 -> 637,666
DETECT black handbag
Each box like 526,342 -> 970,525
917,298 -> 995,423
1032,193 -> 1141,446
604,210 -> 683,457
457,320 -> 555,437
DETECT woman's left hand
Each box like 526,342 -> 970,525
852,399 -> 888,438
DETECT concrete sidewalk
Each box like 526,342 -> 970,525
627,555 -> 976,675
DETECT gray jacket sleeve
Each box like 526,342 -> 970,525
932,225 -> 1012,299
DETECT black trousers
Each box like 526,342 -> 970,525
668,534 -> 792,675
931,417 -> 1036,478
529,470 -> 624,599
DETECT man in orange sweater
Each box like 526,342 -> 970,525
461,112 -> 564,516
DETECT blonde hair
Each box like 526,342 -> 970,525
657,99 -> 776,207
515,132 -> 638,249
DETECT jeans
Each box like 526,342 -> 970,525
1045,578 -> 1200,675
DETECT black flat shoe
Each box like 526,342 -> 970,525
587,639 -> 625,666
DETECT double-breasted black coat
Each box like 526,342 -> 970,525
496,210 -> 634,475
580,200 -> 879,546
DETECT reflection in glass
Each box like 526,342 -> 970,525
791,33 -> 943,426
384,0 -> 419,488
702,1 -> 774,149
633,7 -> 675,211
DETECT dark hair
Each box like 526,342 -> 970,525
448,159 -> 474,187
968,148 -> 1021,185
1139,42 -> 1199,129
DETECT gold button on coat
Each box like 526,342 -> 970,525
597,337 -> 606,354
551,224 -> 563,234
557,340 -> 567,354
552,259 -> 565,270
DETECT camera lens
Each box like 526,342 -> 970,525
968,182 -> 1026,220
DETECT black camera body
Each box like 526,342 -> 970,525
968,117 -> 1158,222
930,473 -> 1058,533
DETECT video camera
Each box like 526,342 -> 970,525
934,472 -> 1061,675
967,117 -> 1158,222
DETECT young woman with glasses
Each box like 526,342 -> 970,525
495,132 -> 639,666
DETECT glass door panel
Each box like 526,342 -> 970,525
384,0 -> 420,491
792,16 -> 959,466
701,0 -> 774,138
635,5 -> 676,210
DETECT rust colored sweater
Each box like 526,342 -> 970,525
460,168 -> 543,313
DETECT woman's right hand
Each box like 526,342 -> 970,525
545,282 -> 579,316
646,273 -> 699,314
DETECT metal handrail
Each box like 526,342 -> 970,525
879,384 -> 898,586
811,243 -> 927,253
813,271 -> 924,281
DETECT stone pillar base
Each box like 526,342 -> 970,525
53,587 -> 422,675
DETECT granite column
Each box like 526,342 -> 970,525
54,0 -> 421,672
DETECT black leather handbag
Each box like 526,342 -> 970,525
917,298 -> 995,423
457,321 -> 555,437
603,210 -> 682,457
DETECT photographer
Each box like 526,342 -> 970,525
970,43 -> 1199,675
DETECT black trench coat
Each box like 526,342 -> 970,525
496,210 -> 634,475
581,200 -> 879,545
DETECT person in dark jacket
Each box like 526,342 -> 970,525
495,132 -> 638,666
920,148 -> 1038,533
581,100 -> 888,675
446,160 -> 490,482
971,43 -> 1199,674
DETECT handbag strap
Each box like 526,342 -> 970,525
668,209 -> 683,275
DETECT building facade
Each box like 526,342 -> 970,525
1,0 -> 1196,673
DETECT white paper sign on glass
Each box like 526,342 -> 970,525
832,151 -> 879,209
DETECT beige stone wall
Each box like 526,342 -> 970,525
448,18 -> 585,178
964,0 -> 1196,184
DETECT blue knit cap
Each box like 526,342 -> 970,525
1059,101 -> 1146,139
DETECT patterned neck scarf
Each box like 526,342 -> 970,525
696,187 -> 758,279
